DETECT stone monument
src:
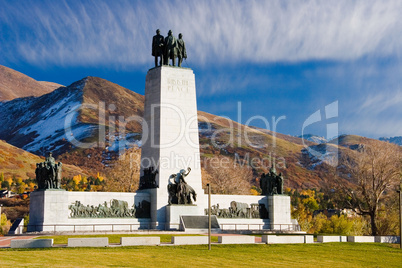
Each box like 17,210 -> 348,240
26,30 -> 296,233
139,63 -> 205,229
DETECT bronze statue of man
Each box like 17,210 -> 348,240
164,30 -> 177,66
177,33 -> 187,67
45,152 -> 56,188
260,173 -> 268,195
152,29 -> 165,67
45,152 -> 56,167
276,173 -> 284,194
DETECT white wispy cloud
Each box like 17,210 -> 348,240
196,68 -> 275,96
341,84 -> 402,137
1,0 -> 401,67
359,90 -> 402,113
342,114 -> 402,138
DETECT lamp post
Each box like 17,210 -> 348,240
207,183 -> 211,250
398,181 -> 402,249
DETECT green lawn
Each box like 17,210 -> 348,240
1,243 -> 401,267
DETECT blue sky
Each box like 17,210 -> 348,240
1,0 -> 402,139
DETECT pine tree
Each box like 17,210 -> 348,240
1,180 -> 10,190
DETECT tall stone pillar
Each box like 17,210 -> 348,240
140,66 -> 204,229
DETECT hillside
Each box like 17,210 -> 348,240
80,77 -> 144,132
0,140 -> 87,180
329,134 -> 368,147
198,111 -> 335,189
0,65 -> 62,101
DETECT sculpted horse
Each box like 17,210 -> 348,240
185,184 -> 197,204
177,182 -> 197,204
68,204 -> 77,217
230,201 -> 250,218
111,199 -> 131,217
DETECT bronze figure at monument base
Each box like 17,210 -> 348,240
168,167 -> 197,205
260,165 -> 284,195
139,166 -> 159,190
35,152 -> 63,190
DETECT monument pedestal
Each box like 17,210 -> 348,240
27,66 -> 298,233
166,205 -> 202,230
141,66 -> 205,229
28,190 -> 69,232
268,195 -> 292,228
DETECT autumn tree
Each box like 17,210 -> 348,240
291,189 -> 319,232
202,156 -> 252,195
333,141 -> 402,236
0,213 -> 11,235
105,147 -> 141,192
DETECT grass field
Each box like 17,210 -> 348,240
0,242 -> 401,267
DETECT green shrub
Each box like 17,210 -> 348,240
308,213 -> 369,235
0,213 -> 11,235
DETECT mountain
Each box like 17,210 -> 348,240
0,76 -> 144,158
379,136 -> 402,146
0,65 -> 62,101
0,73 -> 329,188
298,134 -> 327,144
0,66 -> 399,191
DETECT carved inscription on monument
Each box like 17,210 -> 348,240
167,78 -> 189,93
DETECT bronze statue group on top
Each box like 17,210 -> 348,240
152,29 -> 187,67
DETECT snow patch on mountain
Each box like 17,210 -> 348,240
198,122 -> 217,139
302,143 -> 339,169
106,132 -> 142,152
298,134 -> 328,144
21,94 -> 82,152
